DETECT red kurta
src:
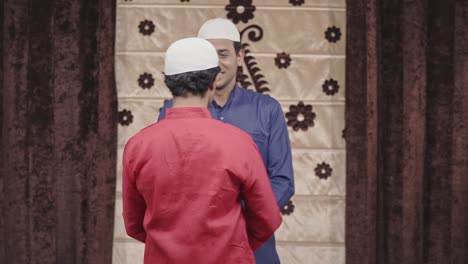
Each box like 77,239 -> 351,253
122,107 -> 282,264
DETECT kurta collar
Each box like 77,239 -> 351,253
165,107 -> 212,119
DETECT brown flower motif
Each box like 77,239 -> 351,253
289,0 -> 305,6
274,52 -> 291,69
118,109 -> 133,126
315,162 -> 333,180
139,20 -> 155,36
325,26 -> 341,43
285,101 -> 316,131
138,73 -> 154,89
281,200 -> 295,215
225,0 -> 256,24
322,78 -> 340,95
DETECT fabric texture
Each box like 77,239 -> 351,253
123,107 -> 281,264
346,0 -> 468,263
0,1 -> 117,263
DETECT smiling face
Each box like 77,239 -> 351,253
206,38 -> 244,91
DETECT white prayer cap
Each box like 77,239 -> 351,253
164,37 -> 219,75
197,18 -> 240,42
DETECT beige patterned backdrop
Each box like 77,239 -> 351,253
113,1 -> 346,263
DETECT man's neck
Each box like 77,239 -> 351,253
214,82 -> 236,107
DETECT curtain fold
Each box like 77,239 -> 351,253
346,0 -> 468,263
0,1 -> 117,263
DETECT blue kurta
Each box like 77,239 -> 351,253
158,84 -> 295,264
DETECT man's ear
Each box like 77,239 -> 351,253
237,49 -> 245,67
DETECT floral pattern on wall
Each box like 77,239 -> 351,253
325,26 -> 342,43
138,73 -> 155,89
315,162 -> 333,180
118,109 -> 134,126
285,101 -> 316,131
281,200 -> 295,215
138,20 -> 155,36
238,25 -> 271,93
225,0 -> 256,24
289,0 -> 305,6
322,78 -> 340,96
275,52 -> 292,69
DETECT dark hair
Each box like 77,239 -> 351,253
233,41 -> 242,54
164,67 -> 220,97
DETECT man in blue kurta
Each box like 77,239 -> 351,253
158,18 -> 295,264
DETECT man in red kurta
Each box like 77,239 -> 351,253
122,37 -> 282,264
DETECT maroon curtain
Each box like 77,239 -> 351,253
346,0 -> 468,263
0,1 -> 117,263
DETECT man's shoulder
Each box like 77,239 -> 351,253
131,122 -> 161,138
237,86 -> 280,108
124,122 -> 160,151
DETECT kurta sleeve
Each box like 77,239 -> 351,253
267,99 -> 295,209
241,142 -> 282,250
122,142 -> 147,243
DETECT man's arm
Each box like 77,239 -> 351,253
267,100 -> 295,209
122,142 -> 146,243
242,142 -> 282,250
